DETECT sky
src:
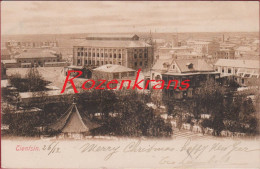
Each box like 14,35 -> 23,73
1,1 -> 259,35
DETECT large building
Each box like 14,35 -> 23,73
72,34 -> 154,71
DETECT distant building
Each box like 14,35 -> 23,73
213,49 -> 235,60
72,34 -> 154,71
5,40 -> 58,49
214,59 -> 259,86
188,41 -> 220,55
234,46 -> 252,58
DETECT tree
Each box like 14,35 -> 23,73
9,68 -> 50,92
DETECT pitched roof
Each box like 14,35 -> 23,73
76,40 -> 151,48
175,59 -> 214,73
48,103 -> 100,133
214,59 -> 260,69
93,64 -> 135,73
152,59 -> 173,71
86,34 -> 138,39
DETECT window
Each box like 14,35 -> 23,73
101,53 -> 103,57
222,68 -> 224,73
144,53 -> 147,58
77,52 -> 80,56
113,73 -> 119,79
119,54 -> 121,58
110,61 -> 112,64
97,61 -> 100,65
77,59 -> 80,64
172,65 -> 175,69
105,61 -> 108,64
134,54 -> 137,59
228,68 -> 231,74
140,62 -> 142,66
241,78 -> 244,84
135,62 -> 137,66
89,60 -> 91,64
81,52 -> 83,56
129,72 -> 135,76
93,53 -> 95,57
121,72 -> 127,78
85,52 -> 88,57
101,61 -> 103,65
114,54 -> 116,58
110,54 -> 112,58
85,60 -> 88,64
105,53 -> 108,57
97,53 -> 99,57
139,53 -> 142,58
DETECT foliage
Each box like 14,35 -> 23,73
9,68 -> 50,92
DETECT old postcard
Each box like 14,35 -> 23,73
1,1 -> 260,168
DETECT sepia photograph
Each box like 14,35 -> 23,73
1,1 -> 260,168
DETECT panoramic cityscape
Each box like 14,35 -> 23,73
0,1 -> 260,168
1,1 -> 259,140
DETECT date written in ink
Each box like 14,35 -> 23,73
42,142 -> 61,155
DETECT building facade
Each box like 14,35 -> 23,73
72,34 -> 154,71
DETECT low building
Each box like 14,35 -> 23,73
92,64 -> 136,89
15,49 -> 62,67
214,59 -> 259,86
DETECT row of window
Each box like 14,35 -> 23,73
134,61 -> 148,67
77,48 -> 125,52
134,53 -> 148,59
77,59 -> 121,66
77,48 -> 148,53
77,52 -> 123,58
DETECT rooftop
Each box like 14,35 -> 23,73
76,40 -> 151,48
214,59 -> 260,69
175,59 -> 214,73
48,103 -> 100,133
93,64 -> 135,73
15,49 -> 58,59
